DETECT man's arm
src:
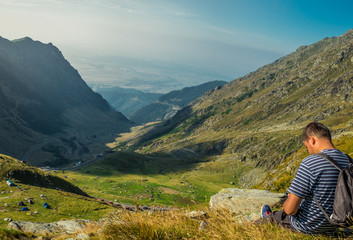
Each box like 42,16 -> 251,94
283,193 -> 303,215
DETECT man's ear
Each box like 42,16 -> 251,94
309,136 -> 316,145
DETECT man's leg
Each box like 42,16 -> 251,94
255,209 -> 294,230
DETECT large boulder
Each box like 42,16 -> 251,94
8,219 -> 89,234
209,188 -> 286,215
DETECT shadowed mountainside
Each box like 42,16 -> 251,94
0,36 -> 132,166
95,86 -> 162,118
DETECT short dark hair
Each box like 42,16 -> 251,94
302,122 -> 332,142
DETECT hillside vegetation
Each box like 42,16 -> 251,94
125,29 -> 353,189
0,154 -> 116,230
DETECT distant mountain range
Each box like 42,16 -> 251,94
0,36 -> 132,166
130,80 -> 227,124
95,86 -> 162,118
130,29 -> 353,188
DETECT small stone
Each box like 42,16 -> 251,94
185,210 -> 208,219
199,221 -> 207,231
4,203 -> 10,207
4,218 -> 12,222
76,233 -> 89,239
230,182 -> 235,185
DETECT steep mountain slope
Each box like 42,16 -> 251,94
0,36 -> 132,166
131,29 -> 353,187
130,80 -> 227,124
95,86 -> 162,118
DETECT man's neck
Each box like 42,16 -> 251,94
316,143 -> 335,154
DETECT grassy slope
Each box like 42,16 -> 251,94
0,154 -> 116,229
63,152 -> 230,207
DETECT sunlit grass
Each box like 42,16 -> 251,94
82,207 -> 342,240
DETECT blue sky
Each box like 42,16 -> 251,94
0,0 -> 352,92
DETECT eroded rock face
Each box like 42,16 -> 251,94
209,188 -> 286,215
8,219 -> 89,234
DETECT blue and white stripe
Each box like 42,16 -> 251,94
288,149 -> 349,234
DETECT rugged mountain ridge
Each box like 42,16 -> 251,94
130,80 -> 227,124
0,36 -> 132,166
95,86 -> 162,118
131,29 -> 353,187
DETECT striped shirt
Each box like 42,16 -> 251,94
288,149 -> 349,234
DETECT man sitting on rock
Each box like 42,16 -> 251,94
258,122 -> 349,234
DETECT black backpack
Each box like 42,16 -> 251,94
313,152 -> 353,227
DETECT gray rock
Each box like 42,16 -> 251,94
209,188 -> 285,215
57,220 -> 86,234
4,218 -> 12,222
7,220 -> 89,234
21,222 -> 56,233
236,212 -> 261,223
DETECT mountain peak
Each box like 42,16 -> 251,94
12,36 -> 34,42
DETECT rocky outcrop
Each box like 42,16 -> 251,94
209,188 -> 286,215
8,219 -> 89,234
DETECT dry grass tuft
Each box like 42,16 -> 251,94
81,208 -> 346,240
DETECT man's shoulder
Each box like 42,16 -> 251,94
301,154 -> 323,165
302,149 -> 347,168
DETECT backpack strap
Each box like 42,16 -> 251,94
313,196 -> 332,223
345,154 -> 353,164
313,152 -> 350,226
316,152 -> 342,171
